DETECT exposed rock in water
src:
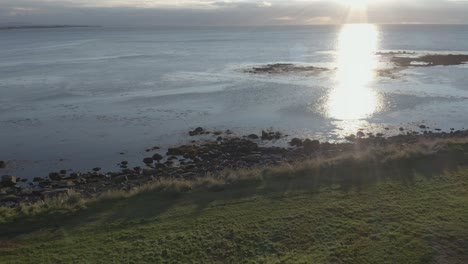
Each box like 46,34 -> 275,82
143,157 -> 154,165
152,154 -> 164,161
248,134 -> 259,139
0,161 -> 5,169
376,51 -> 416,56
189,127 -> 205,136
261,131 -> 283,141
246,63 -> 329,75
392,54 -> 468,67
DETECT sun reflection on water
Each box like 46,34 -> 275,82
326,24 -> 381,121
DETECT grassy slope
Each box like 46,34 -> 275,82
1,142 -> 468,263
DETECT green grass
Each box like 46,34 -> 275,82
1,140 -> 468,263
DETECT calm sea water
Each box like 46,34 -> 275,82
1,25 -> 468,178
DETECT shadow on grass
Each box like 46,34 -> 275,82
1,142 -> 467,238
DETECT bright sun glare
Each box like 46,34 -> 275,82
326,24 -> 381,121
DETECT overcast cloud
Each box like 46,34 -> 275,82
1,0 -> 468,26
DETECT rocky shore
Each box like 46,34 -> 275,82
2,126 -> 468,208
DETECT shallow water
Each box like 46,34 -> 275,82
1,25 -> 468,178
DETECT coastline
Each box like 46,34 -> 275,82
1,126 -> 468,208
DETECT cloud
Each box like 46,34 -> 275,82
0,0 -> 467,25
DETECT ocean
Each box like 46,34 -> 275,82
1,24 -> 468,178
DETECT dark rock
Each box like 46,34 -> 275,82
48,172 -> 62,181
68,173 -> 80,179
152,154 -> 164,161
86,173 -> 106,180
261,131 -> 272,140
143,157 -> 154,164
246,134 -> 258,140
155,163 -> 168,170
167,148 -> 184,156
419,125 -> 427,129
1,175 -> 16,187
189,127 -> 205,136
142,169 -> 158,176
399,127 -> 405,131
0,161 -> 5,169
121,161 -> 129,165
213,131 -> 222,136
92,167 -> 101,172
303,139 -> 320,152
289,138 -> 303,147
38,180 -> 52,188
55,180 -> 75,188
112,175 -> 128,183
184,164 -> 196,170
60,170 -> 67,175
274,132 -> 282,139
217,137 -> 223,141
356,131 -> 366,138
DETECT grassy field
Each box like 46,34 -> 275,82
1,140 -> 468,263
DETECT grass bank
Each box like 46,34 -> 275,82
1,139 -> 468,263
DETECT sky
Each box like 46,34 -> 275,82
1,0 -> 468,26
